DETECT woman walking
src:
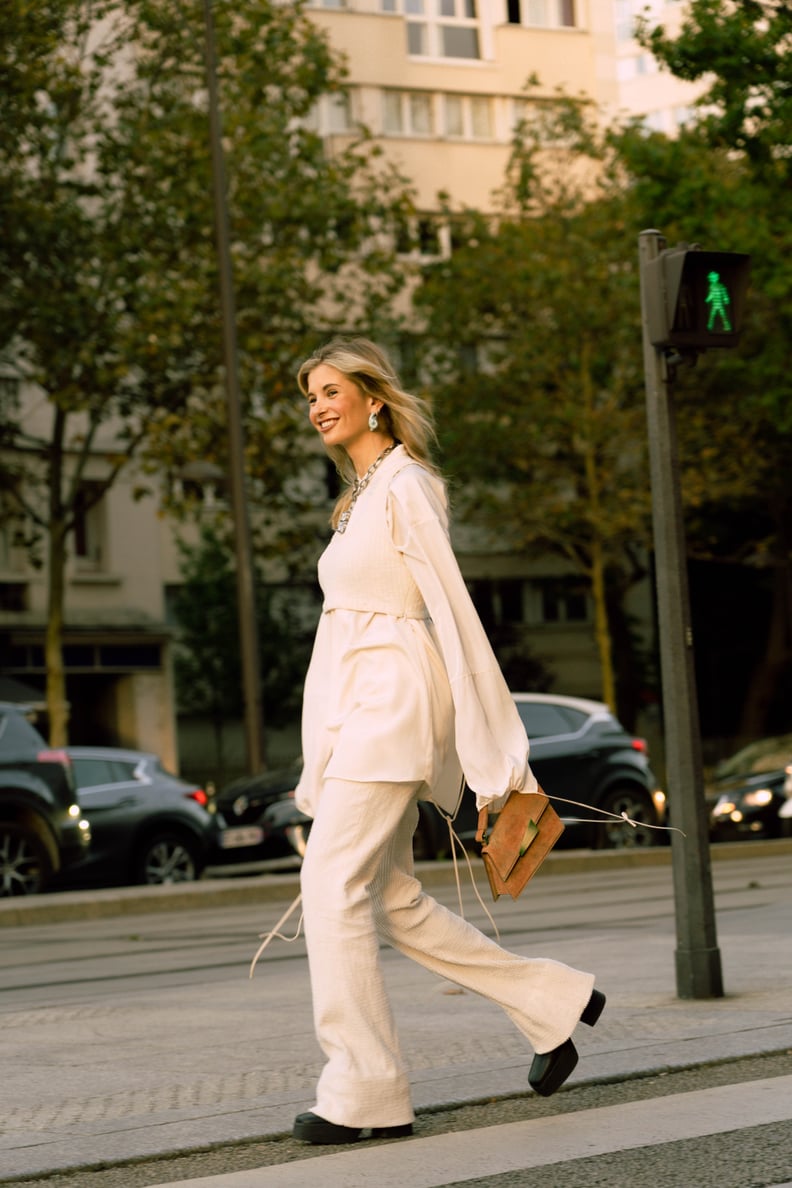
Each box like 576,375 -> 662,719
291,337 -> 604,1145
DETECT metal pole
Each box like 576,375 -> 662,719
202,0 -> 265,772
638,229 -> 723,999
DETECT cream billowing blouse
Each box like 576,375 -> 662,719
294,445 -> 536,820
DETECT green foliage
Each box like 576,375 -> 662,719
172,524 -> 314,729
614,0 -> 792,538
0,0 -> 413,738
417,95 -> 651,577
0,0 -> 414,520
415,95 -> 653,711
173,527 -> 245,721
620,0 -> 792,732
636,0 -> 792,180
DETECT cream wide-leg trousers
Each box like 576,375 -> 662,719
300,777 -> 596,1130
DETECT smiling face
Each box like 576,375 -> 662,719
305,363 -> 384,469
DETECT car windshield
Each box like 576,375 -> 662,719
715,734 -> 792,779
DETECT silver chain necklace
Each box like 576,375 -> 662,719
336,443 -> 397,534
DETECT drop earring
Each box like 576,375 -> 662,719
368,409 -> 379,432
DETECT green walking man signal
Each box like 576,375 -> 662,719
643,245 -> 750,350
705,270 -> 732,332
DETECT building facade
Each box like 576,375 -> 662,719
307,0 -> 699,212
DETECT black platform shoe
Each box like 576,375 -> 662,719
293,1112 -> 414,1145
293,1112 -> 362,1144
371,1123 -> 414,1139
529,988 -> 606,1098
580,988 -> 606,1027
529,1037 -> 578,1097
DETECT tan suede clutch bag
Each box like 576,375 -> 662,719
475,788 -> 564,901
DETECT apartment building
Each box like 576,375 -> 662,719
0,1 -> 699,773
306,0 -> 700,212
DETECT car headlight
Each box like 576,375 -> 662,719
742,788 -> 774,808
712,800 -> 736,818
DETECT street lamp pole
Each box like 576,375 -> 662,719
202,0 -> 265,773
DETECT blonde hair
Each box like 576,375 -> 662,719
297,337 -> 441,528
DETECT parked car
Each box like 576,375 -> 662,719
709,734 -> 792,841
253,791 -> 444,868
207,760 -> 304,870
58,746 -> 221,887
225,693 -> 665,866
0,703 -> 91,896
443,693 -> 665,851
207,761 -> 452,873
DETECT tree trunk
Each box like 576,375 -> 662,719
580,339 -> 616,711
45,407 -> 70,746
590,536 -> 616,712
46,520 -> 70,746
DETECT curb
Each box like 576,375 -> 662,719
1,838 -> 790,928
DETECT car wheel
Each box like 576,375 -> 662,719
132,832 -> 201,885
594,785 -> 659,850
0,823 -> 53,896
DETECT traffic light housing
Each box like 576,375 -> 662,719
643,246 -> 751,351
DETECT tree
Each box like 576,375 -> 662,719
172,524 -> 314,775
415,96 -> 653,719
615,0 -> 792,736
0,0 -> 413,744
636,0 -> 792,185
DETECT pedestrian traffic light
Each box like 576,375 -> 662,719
643,245 -> 751,350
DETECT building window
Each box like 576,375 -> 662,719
445,93 -> 464,136
382,89 -> 434,135
72,483 -> 106,569
304,92 -> 353,136
470,94 -> 492,137
470,579 -> 526,630
0,373 -> 21,419
397,0 -> 481,59
614,0 -> 638,41
0,501 -> 25,572
327,92 -> 352,133
641,110 -> 668,134
507,0 -> 576,28
539,578 -> 588,623
443,93 -> 493,139
615,0 -> 669,41
511,96 -> 529,131
394,212 -> 443,258
0,583 -> 27,611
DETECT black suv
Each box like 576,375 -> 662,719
0,703 -> 91,895
449,693 -> 666,850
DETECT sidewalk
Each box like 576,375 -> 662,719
2,842 -> 791,1184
